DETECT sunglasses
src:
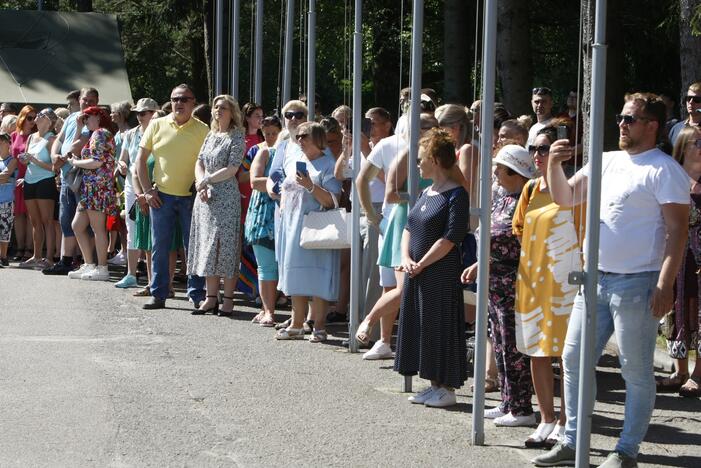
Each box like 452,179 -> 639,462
295,133 -> 309,141
532,87 -> 552,96
528,144 -> 551,155
285,111 -> 305,120
26,115 -> 36,121
137,111 -> 153,116
615,114 -> 654,125
170,96 -> 194,103
686,95 -> 701,104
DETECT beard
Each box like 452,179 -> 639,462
619,134 -> 634,150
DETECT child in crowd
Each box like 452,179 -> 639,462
0,132 -> 17,266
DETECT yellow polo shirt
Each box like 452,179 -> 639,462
140,114 -> 209,196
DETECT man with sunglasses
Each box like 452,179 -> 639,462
135,84 -> 208,310
527,87 -> 554,147
44,87 -> 98,275
533,93 -> 690,467
668,81 -> 701,145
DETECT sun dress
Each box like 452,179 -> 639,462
187,129 -> 245,279
244,146 -> 276,249
513,178 -> 584,357
276,151 -> 342,301
394,186 -> 470,389
78,128 -> 117,215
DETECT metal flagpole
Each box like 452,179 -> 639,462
254,0 -> 264,104
575,0 -> 607,466
306,0 -> 316,121
348,0 -> 363,354
214,0 -> 224,95
282,0 -> 295,105
231,0 -> 241,99
471,0 -> 497,446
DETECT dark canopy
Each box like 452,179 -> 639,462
0,10 -> 132,106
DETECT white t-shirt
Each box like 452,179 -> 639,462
367,134 -> 407,214
527,118 -> 553,146
578,148 -> 689,273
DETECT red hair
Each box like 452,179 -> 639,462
15,105 -> 37,134
83,106 -> 112,129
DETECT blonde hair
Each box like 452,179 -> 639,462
435,104 -> 471,145
281,100 -> 308,116
673,125 -> 701,166
295,121 -> 326,151
211,94 -> 243,133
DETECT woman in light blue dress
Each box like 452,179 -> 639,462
275,122 -> 342,342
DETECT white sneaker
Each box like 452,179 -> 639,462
83,265 -> 110,281
494,412 -> 537,427
362,340 -> 394,360
408,386 -> 437,404
107,251 -> 127,266
68,263 -> 95,279
424,387 -> 457,408
484,406 -> 507,419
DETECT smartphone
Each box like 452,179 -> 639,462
557,125 -> 569,141
347,117 -> 372,137
296,160 -> 308,176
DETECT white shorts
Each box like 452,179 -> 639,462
124,188 -> 137,250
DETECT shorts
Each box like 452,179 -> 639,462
23,177 -> 58,201
252,243 -> 278,281
59,184 -> 78,237
124,189 -> 137,250
0,201 -> 13,242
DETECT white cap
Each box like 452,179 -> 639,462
493,144 -> 535,179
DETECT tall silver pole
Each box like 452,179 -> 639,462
214,0 -> 224,95
471,0 -> 497,446
306,0 -> 316,120
282,0 -> 295,105
575,1 -> 607,466
231,0 -> 241,100
407,0 -> 423,207
348,0 -> 363,354
254,0 -> 264,104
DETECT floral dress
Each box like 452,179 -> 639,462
78,128 -> 117,216
489,190 -> 533,416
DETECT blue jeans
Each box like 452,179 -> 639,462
563,270 -> 659,458
59,184 -> 78,237
149,192 -> 204,302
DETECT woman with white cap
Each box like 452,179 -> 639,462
462,144 -> 536,427
114,98 -> 158,288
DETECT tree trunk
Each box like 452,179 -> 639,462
679,0 -> 701,113
442,0 -> 472,105
495,0 -> 532,116
202,0 -> 213,102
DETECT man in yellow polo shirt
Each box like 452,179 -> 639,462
136,83 -> 209,309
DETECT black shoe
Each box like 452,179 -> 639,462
326,311 -> 348,324
42,261 -> 73,275
143,298 -> 166,310
341,338 -> 373,349
192,295 -> 218,315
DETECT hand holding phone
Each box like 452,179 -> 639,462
557,125 -> 569,142
296,160 -> 308,176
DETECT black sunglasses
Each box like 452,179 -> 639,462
532,87 -> 552,96
284,111 -> 305,120
686,95 -> 701,104
528,144 -> 551,155
615,114 -> 651,125
137,111 -> 153,116
295,133 -> 309,141
171,96 -> 194,103
26,115 -> 36,121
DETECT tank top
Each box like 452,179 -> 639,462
24,132 -> 56,184
0,155 -> 16,203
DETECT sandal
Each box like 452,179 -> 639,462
656,372 -> 689,393
259,313 -> 276,327
192,295 -> 219,315
525,421 -> 557,448
679,376 -> 701,398
275,318 -> 292,330
218,295 -> 235,317
303,319 -> 314,334
275,327 -> 305,340
309,329 -> 328,343
355,320 -> 372,346
470,377 -> 500,393
252,310 -> 264,323
133,286 -> 151,297
544,422 -> 565,448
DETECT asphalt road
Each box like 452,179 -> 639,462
1,266 -> 700,467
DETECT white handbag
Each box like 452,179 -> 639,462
300,193 -> 351,249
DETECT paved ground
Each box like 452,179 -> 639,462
1,266 -> 700,467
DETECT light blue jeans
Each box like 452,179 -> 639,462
563,270 -> 659,458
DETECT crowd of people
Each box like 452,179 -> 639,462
1,79 -> 700,468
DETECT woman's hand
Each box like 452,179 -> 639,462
198,187 -> 210,203
16,178 -> 24,188
461,263 -> 478,284
195,175 -> 210,192
136,194 -> 150,215
549,139 -> 573,165
295,170 -> 313,191
117,160 -> 128,176
398,255 -> 419,275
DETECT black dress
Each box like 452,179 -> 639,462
394,186 -> 470,389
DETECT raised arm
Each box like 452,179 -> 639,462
547,139 -> 587,207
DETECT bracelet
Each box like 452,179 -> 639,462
305,183 -> 315,193
145,187 -> 155,195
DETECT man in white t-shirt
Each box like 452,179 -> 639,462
534,93 -> 690,467
527,87 -> 554,146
